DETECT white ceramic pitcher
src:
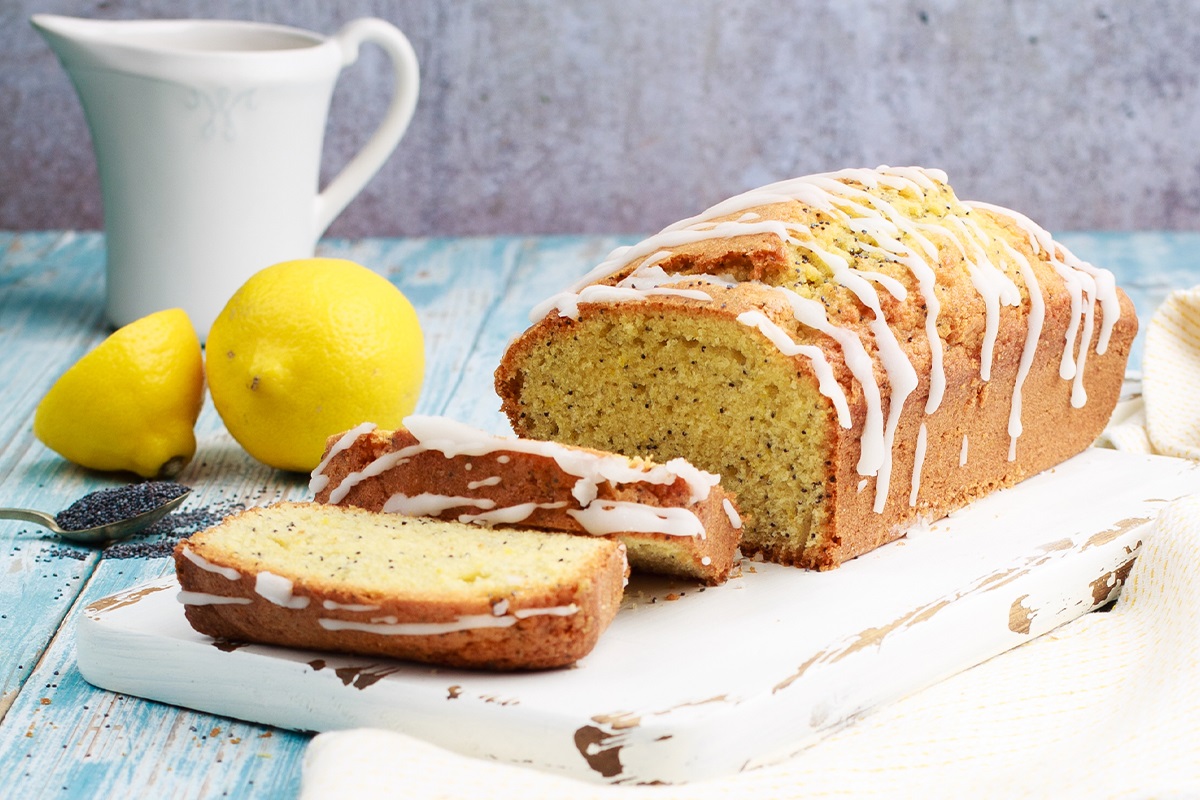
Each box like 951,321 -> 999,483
32,14 -> 420,340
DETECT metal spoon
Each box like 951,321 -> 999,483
0,488 -> 191,544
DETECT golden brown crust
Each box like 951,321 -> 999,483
173,503 -> 627,670
805,287 -> 1136,569
312,428 -> 743,585
494,174 -> 1138,570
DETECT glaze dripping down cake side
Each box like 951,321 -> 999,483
494,166 -> 1137,570
309,416 -> 744,585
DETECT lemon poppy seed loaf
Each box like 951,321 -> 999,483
495,166 -> 1137,570
174,502 -> 627,670
309,416 -> 744,584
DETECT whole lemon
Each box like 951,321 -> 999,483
206,258 -> 424,472
33,308 -> 205,479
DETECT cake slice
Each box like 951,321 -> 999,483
174,502 -> 628,670
309,416 -> 744,584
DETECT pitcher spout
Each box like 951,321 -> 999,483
31,13 -> 112,41
31,14 -> 134,68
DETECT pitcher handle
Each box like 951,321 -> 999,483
315,18 -> 420,235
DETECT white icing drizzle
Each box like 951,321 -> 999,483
853,265 -> 909,300
618,265 -> 737,291
827,251 -> 919,512
1067,268 -> 1098,408
309,421 -> 377,494
735,310 -> 851,428
520,166 -> 1124,514
773,286 -> 885,477
383,492 -> 496,516
961,220 -> 1022,382
1000,239 -> 1046,459
808,177 -> 947,412
322,600 -> 380,612
180,547 -> 240,581
514,605 -> 579,619
968,201 -> 1119,351
254,572 -> 310,609
535,217 -> 825,317
1067,254 -> 1119,355
458,501 -> 569,526
701,556 -> 712,566
326,447 -> 417,504
722,498 -> 743,530
566,501 -> 707,538
317,604 -> 579,636
177,591 -> 252,606
535,170 -> 943,509
921,213 -> 1021,383
318,614 -> 516,635
530,167 -> 941,511
535,267 -> 735,322
395,415 -> 719,506
534,167 -> 944,319
960,435 -> 969,467
661,458 -> 720,501
965,200 -> 1119,404
877,165 -> 946,190
311,416 -> 723,540
548,284 -> 715,320
787,183 -> 936,510
467,476 -> 503,490
909,423 -> 928,507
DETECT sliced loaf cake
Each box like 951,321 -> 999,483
495,166 -> 1137,569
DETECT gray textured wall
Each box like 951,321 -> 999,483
4,1 -> 1200,237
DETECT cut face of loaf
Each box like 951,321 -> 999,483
309,416 -> 744,584
495,166 -> 1137,570
174,502 -> 628,670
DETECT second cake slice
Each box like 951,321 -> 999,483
310,416 -> 744,584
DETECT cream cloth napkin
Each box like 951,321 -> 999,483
299,290 -> 1200,799
301,497 -> 1200,799
1097,286 -> 1200,457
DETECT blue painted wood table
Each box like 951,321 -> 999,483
0,230 -> 1197,799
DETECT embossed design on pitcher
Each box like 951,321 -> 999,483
185,87 -> 257,141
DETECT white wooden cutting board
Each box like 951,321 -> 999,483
75,449 -> 1200,785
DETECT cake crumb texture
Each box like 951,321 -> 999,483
496,166 -> 1137,569
174,502 -> 627,670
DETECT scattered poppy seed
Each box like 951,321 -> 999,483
103,500 -> 245,559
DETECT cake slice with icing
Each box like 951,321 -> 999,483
495,165 -> 1137,569
310,416 -> 743,584
174,502 -> 627,670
